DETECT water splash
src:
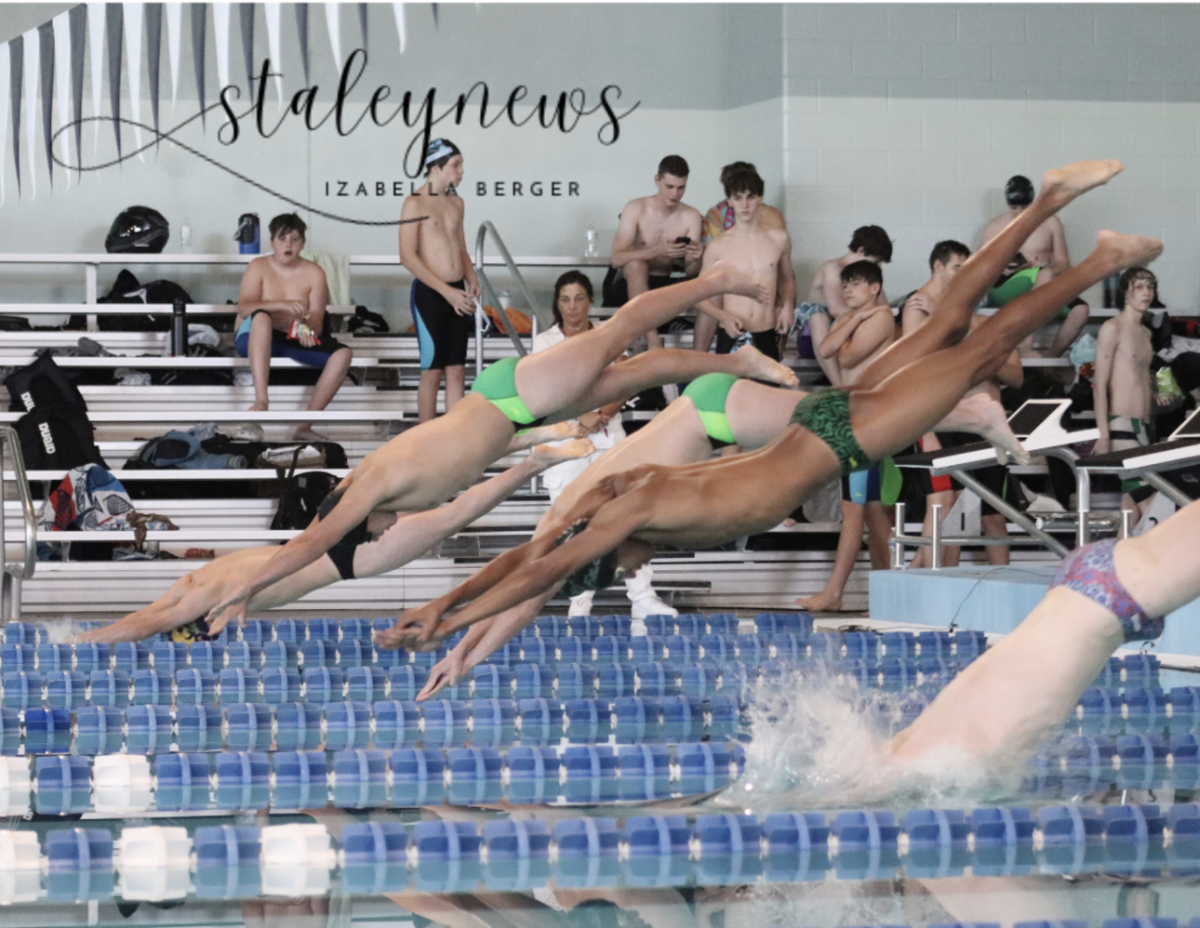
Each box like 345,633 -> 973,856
718,667 -> 1028,812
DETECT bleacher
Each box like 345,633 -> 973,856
0,252 -> 866,621
7,249 -> 1192,621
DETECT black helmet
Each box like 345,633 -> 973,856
1004,175 -> 1035,208
105,206 -> 170,253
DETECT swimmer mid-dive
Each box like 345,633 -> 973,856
748,496 -> 1200,807
72,441 -> 595,644
383,161 -> 1160,650
397,340 -> 1025,685
200,263 -> 798,637
886,497 -> 1200,784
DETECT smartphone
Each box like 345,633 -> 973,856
674,236 -> 691,245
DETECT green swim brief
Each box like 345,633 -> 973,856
470,357 -> 546,428
989,266 -> 1074,321
789,388 -> 870,475
682,372 -> 739,448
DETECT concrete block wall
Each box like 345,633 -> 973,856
777,4 -> 1200,308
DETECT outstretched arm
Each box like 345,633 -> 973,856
355,442 -> 593,579
435,514 -> 638,640
205,470 -> 384,633
375,527 -> 564,649
417,591 -> 552,700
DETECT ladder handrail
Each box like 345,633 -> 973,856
473,222 -> 540,369
0,426 -> 37,581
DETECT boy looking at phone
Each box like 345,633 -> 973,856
609,155 -> 704,349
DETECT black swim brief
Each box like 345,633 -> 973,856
410,278 -> 475,371
714,327 -> 783,361
317,487 -> 371,581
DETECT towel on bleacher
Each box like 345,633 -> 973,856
36,464 -> 166,561
301,250 -> 351,308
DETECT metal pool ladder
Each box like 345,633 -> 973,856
0,426 -> 37,621
473,221 -> 542,371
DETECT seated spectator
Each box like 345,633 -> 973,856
608,155 -> 704,349
798,225 -> 892,386
981,174 -> 1089,357
235,213 -> 353,440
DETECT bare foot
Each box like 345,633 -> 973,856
521,421 -> 590,445
529,439 -> 595,468
293,425 -> 327,442
1039,159 -> 1124,209
1094,229 -> 1164,273
733,345 -> 799,388
248,401 -> 269,412
937,392 -> 1030,466
710,259 -> 772,305
796,589 -> 844,612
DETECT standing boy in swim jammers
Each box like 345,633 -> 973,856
1092,267 -> 1161,522
400,139 -> 481,423
610,155 -> 705,349
800,225 -> 892,386
692,167 -> 795,361
903,241 -> 1025,570
235,213 -> 353,440
797,260 -> 897,612
981,174 -> 1089,357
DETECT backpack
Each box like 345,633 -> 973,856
345,305 -> 389,335
271,469 -> 342,531
15,405 -> 106,471
482,305 -> 534,336
131,428 -> 247,470
5,353 -> 89,413
70,269 -> 197,332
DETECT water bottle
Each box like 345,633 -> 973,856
585,229 -> 598,258
180,218 -> 192,254
234,213 -> 260,255
1103,272 -> 1121,309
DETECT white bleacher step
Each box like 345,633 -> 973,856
0,409 -> 401,423
0,355 -> 383,369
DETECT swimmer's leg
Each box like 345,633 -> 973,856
246,311 -> 275,411
1117,496 -> 1200,619
557,346 -> 796,420
296,346 -> 353,439
512,262 -> 769,418
692,311 -> 718,353
1047,300 -> 1090,358
858,160 -> 1124,391
624,259 -> 663,349
850,230 -> 1161,462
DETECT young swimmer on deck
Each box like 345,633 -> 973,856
201,264 -> 797,637
1092,266 -> 1164,522
72,441 -> 594,644
400,139 -> 481,423
380,161 -> 1159,652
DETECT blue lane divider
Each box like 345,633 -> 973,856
10,807 -> 1200,903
